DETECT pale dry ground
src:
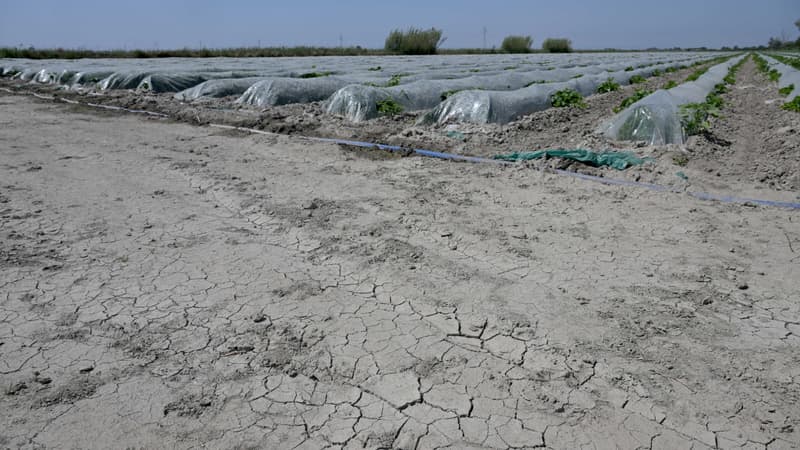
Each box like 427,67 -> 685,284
1,94 -> 798,449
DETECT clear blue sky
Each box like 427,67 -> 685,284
1,0 -> 798,50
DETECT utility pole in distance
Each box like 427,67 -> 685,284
483,27 -> 487,49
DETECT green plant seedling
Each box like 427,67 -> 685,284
376,99 -> 403,115
680,102 -> 720,135
782,96 -> 800,112
614,89 -> 652,113
672,154 -> 689,166
386,74 -> 403,87
550,89 -> 586,108
629,75 -> 646,84
299,71 -> 333,78
597,78 -> 620,93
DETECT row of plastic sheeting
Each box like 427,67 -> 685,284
412,57 -> 709,125
204,55 -> 708,110
1,52 -> 715,91
760,54 -> 800,101
236,77 -> 353,107
327,56 -> 714,122
599,55 -> 746,145
173,77 -> 267,101
167,52 -> 708,107
0,53 -> 727,113
0,52 -> 717,84
176,76 -> 374,107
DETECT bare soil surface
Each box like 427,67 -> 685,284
1,86 -> 799,449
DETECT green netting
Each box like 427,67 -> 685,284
493,149 -> 651,170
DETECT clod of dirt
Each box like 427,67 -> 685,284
5,382 -> 27,396
34,375 -> 101,408
163,394 -> 212,417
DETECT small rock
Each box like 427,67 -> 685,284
5,382 -> 27,395
738,283 -> 749,290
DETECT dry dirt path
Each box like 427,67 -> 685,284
688,57 -> 800,192
1,94 -> 799,449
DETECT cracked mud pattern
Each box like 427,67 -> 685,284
1,94 -> 799,449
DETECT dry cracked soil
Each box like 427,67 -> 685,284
1,56 -> 799,450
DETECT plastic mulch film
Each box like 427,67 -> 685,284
417,59 -> 709,126
136,74 -> 210,93
600,90 -> 685,145
175,78 -> 266,101
97,72 -> 153,90
761,54 -> 800,101
599,55 -> 746,145
236,77 -> 352,107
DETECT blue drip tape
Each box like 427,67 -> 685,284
308,135 -> 800,210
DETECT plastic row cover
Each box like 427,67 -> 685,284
600,54 -> 746,145
327,56 -> 709,122
236,77 -> 352,107
418,58 -> 707,126
1,66 -> 21,76
760,54 -> 800,101
137,74 -> 210,93
174,77 -> 266,100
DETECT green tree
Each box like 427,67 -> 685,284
385,28 -> 446,55
542,38 -> 573,53
501,35 -> 533,53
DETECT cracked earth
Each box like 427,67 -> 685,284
1,94 -> 799,449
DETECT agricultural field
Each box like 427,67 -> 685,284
1,51 -> 800,449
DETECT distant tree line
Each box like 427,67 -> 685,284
12,21 -> 800,60
383,28 -> 572,55
764,19 -> 800,50
384,28 -> 447,55
0,46 -> 377,59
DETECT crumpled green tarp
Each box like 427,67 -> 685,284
492,149 -> 651,170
